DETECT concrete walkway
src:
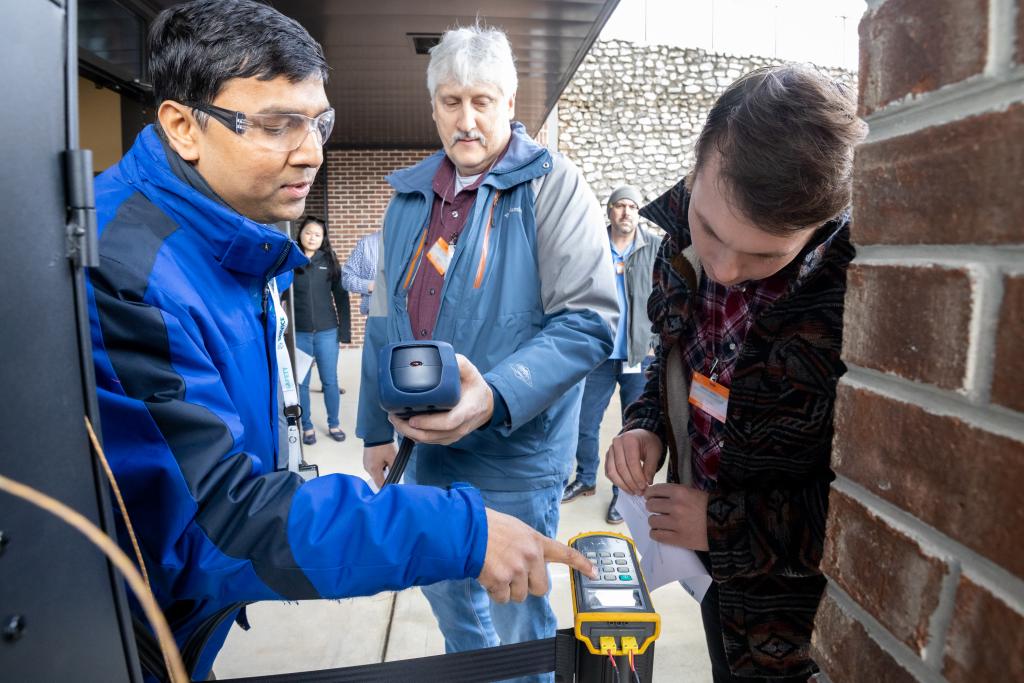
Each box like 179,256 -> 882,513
213,348 -> 712,681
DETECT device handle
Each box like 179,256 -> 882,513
382,438 -> 415,487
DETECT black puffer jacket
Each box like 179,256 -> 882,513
290,250 -> 352,341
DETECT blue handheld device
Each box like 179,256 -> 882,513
377,341 -> 461,487
378,341 -> 461,419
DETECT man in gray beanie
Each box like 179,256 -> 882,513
563,184 -> 659,523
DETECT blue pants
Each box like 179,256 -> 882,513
573,358 -> 650,489
413,479 -> 563,683
296,328 -> 340,431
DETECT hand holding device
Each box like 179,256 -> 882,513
389,353 -> 494,446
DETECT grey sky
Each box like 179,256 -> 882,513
602,0 -> 867,71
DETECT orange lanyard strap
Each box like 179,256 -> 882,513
473,191 -> 502,289
402,226 -> 429,290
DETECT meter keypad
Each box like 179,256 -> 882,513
575,535 -> 640,587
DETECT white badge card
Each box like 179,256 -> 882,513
622,362 -> 642,374
688,372 -> 729,423
426,237 -> 453,277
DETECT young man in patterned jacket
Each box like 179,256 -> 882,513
605,66 -> 867,682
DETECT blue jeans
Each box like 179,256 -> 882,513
414,481 -> 563,683
296,328 -> 340,430
573,357 -> 651,489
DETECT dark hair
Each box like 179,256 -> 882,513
148,0 -> 328,114
688,64 -> 867,235
296,216 -> 340,283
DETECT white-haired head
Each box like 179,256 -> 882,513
427,24 -> 518,100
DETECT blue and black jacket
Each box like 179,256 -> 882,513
86,125 -> 487,678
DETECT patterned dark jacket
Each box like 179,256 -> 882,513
623,179 -> 854,677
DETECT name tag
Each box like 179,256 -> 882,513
615,260 -> 625,275
426,237 -> 453,276
622,361 -> 642,374
688,372 -> 729,423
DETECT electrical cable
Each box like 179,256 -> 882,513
0,452 -> 187,682
84,416 -> 182,679
382,437 -> 415,487
84,418 -> 149,586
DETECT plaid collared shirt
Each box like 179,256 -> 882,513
342,231 -> 380,315
685,272 -> 790,489
685,231 -> 839,490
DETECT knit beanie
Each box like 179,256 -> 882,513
607,185 -> 643,208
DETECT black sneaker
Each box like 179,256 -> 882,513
606,495 -> 623,524
562,479 -> 596,503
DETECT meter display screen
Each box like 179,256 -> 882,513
587,589 -> 643,609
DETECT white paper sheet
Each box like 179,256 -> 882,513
621,361 -> 642,374
294,347 -> 314,384
616,492 -> 713,603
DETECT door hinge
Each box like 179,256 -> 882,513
65,149 -> 98,268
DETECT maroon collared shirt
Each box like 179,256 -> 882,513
406,153 -> 498,339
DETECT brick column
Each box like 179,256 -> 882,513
812,1 -> 1024,681
318,148 -> 434,346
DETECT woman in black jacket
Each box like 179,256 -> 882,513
290,216 -> 351,444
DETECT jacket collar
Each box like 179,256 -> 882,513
120,125 -> 307,279
608,223 -> 655,252
387,121 -> 551,197
639,177 -> 848,287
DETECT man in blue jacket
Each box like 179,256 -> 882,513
357,25 -> 619,680
86,2 -> 594,679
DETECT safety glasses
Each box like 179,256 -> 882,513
186,102 -> 335,152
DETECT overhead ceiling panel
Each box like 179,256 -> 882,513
140,0 -> 618,148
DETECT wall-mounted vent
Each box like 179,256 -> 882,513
408,33 -> 442,55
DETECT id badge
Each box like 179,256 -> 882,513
615,260 -> 625,275
426,237 -> 453,276
622,361 -> 642,374
688,372 -> 729,423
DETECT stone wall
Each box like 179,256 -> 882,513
557,39 -> 855,205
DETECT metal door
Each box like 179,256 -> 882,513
0,0 -> 141,680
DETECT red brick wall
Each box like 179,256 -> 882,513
812,1 -> 1024,681
315,148 -> 434,345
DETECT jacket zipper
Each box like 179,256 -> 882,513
473,191 -> 502,288
264,242 -> 292,460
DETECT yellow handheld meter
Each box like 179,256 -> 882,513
569,531 -> 660,658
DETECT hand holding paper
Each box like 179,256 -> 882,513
605,428 -> 663,495
645,483 -> 710,551
616,491 -> 713,603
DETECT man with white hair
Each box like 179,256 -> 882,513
357,24 -> 618,674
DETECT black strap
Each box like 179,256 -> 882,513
133,616 -> 170,683
218,628 -> 579,683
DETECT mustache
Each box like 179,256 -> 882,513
452,130 -> 487,146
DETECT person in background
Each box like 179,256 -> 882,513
562,184 -> 658,524
605,65 -> 867,682
288,215 -> 351,444
342,228 -> 381,316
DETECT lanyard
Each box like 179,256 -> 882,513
268,279 -> 302,474
694,276 -> 723,383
